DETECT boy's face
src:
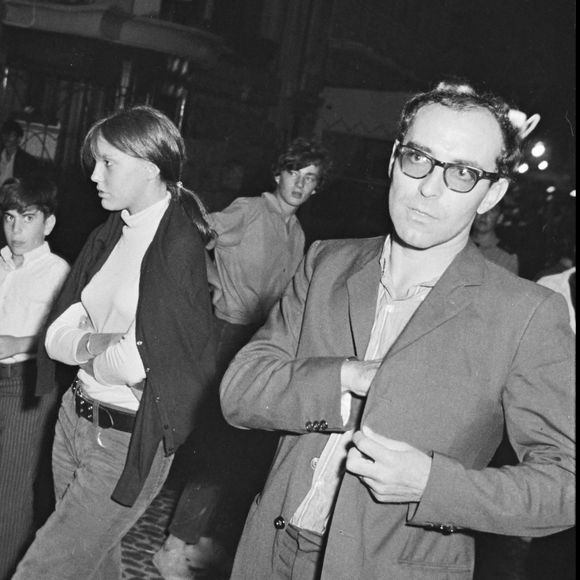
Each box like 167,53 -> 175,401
2,206 -> 55,257
274,164 -> 320,213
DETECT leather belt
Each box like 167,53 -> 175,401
0,360 -> 35,380
72,380 -> 136,433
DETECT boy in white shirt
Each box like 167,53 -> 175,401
0,175 -> 70,580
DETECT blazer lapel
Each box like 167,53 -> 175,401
387,242 -> 485,358
346,240 -> 383,357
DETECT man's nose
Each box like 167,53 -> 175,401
294,174 -> 306,188
419,166 -> 445,197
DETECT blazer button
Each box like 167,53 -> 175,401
313,421 -> 320,431
274,516 -> 286,530
305,421 -> 313,432
319,420 -> 328,431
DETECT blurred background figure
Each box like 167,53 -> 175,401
537,266 -> 575,332
0,120 -> 40,187
470,200 -> 519,275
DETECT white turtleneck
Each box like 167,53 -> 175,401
46,193 -> 170,411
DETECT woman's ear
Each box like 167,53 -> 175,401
146,162 -> 160,180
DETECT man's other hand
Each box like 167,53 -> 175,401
346,425 -> 432,503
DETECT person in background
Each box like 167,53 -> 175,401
470,200 -> 519,274
0,175 -> 70,580
0,119 -> 40,186
220,81 -> 575,580
12,106 -> 216,580
538,266 -> 575,332
154,137 -> 332,579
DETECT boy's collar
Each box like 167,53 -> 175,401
0,242 -> 50,269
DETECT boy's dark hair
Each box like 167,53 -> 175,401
0,175 -> 58,217
1,119 -> 24,139
273,137 -> 333,189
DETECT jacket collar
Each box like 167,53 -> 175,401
346,239 -> 486,358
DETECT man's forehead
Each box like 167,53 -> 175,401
406,104 -> 503,162
294,164 -> 320,174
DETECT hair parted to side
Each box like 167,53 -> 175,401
0,174 -> 58,217
397,80 -> 523,180
273,137 -> 333,189
81,105 -> 214,242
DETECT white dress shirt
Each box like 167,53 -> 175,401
0,242 -> 70,363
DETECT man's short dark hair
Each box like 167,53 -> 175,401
1,119 -> 24,139
397,81 -> 523,180
273,137 -> 333,188
0,175 -> 58,217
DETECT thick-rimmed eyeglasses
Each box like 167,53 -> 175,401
395,144 -> 502,193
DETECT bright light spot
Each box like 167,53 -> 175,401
570,190 -> 576,198
537,160 -> 549,171
546,186 -> 556,193
517,163 -> 529,174
531,141 -> 546,157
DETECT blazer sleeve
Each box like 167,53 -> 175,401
220,240 -> 348,434
409,292 -> 575,537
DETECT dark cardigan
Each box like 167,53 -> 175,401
36,197 -> 216,506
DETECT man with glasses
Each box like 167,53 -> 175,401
154,137 -> 332,579
220,81 -> 575,580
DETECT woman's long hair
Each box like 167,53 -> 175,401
81,106 -> 214,243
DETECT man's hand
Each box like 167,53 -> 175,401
346,425 -> 432,503
340,359 -> 382,397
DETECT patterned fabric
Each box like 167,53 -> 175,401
0,375 -> 58,580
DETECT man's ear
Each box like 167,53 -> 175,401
43,214 -> 56,237
387,140 -> 400,178
476,178 -> 509,215
274,174 -> 280,184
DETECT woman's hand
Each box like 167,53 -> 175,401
77,332 -> 124,361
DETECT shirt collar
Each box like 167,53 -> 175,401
0,241 -> 51,270
379,235 -> 442,299
120,192 -> 171,228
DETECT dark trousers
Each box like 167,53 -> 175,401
0,366 -> 58,580
169,318 -> 278,551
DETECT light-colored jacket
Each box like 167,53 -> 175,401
221,237 -> 575,580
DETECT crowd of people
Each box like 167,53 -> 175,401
0,80 -> 575,580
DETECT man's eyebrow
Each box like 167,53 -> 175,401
405,140 -> 485,168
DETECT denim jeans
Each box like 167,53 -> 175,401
13,387 -> 173,580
